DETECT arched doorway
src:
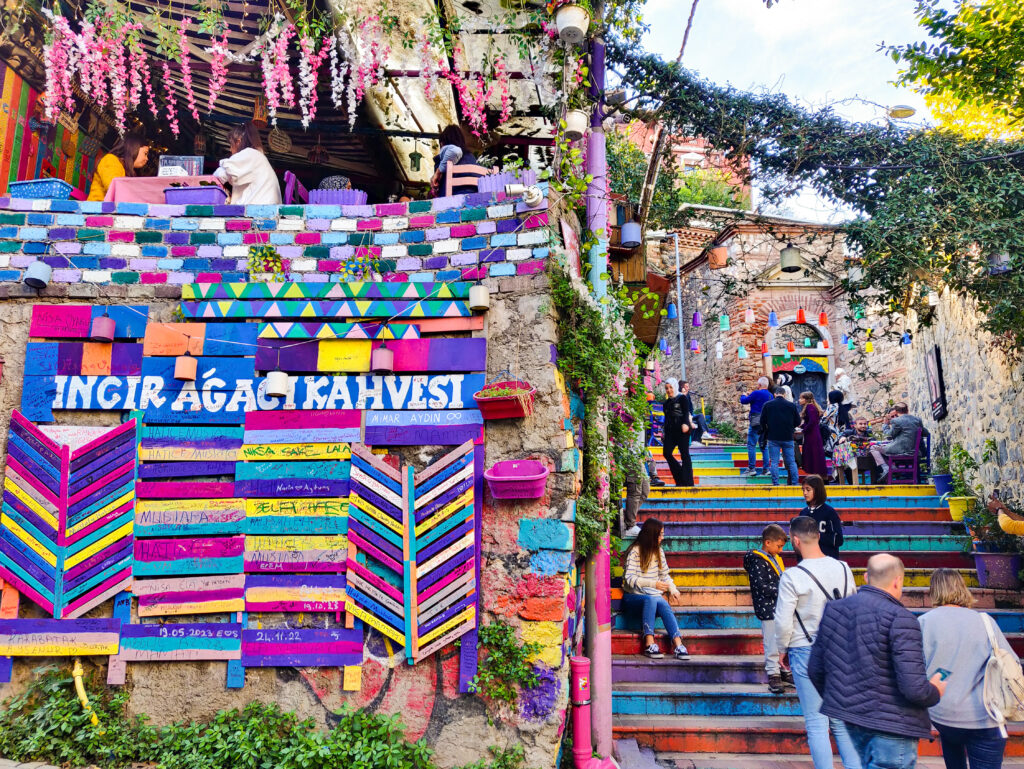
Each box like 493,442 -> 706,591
772,323 -> 828,405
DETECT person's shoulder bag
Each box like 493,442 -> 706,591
792,563 -> 848,643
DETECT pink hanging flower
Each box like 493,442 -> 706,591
178,17 -> 200,121
206,31 -> 230,112
494,53 -> 511,125
42,14 -> 77,120
161,61 -> 180,136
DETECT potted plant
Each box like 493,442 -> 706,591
943,442 -> 980,521
931,442 -> 953,496
548,0 -> 592,44
474,380 -> 536,419
962,501 -> 1022,590
563,70 -> 591,142
484,459 -> 550,500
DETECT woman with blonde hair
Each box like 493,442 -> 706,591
798,391 -> 828,477
920,568 -> 1016,769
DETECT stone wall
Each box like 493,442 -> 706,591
0,189 -> 576,769
907,290 -> 1024,500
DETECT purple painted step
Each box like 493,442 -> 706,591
612,655 -> 766,685
663,520 -> 958,537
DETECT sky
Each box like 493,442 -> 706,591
639,0 -> 934,221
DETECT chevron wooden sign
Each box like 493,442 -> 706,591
0,411 -> 136,619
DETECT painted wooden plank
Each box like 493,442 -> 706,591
118,622 -> 242,660
135,498 -> 246,536
242,428 -> 361,445
257,322 -> 421,340
110,344 -> 145,376
81,343 -> 113,376
179,299 -> 472,320
244,574 -> 347,612
141,424 -> 245,448
245,498 -> 348,535
25,343 -> 59,376
141,357 -> 257,392
243,534 -> 348,573
235,462 -> 350,482
244,409 -> 360,431
238,443 -> 351,462
365,424 -> 482,446
91,307 -> 149,340
0,618 -> 121,656
234,478 -> 350,498
185,282 -> 472,301
409,316 -> 485,334
254,338 -> 486,373
240,626 -> 362,667
132,536 -> 245,577
29,305 -> 93,338
142,322 -> 206,357
136,481 -> 235,499
137,461 -> 237,478
134,575 -> 246,616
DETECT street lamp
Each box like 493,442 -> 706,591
886,105 -> 917,120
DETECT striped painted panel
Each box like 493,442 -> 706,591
257,322 -> 421,340
133,574 -> 246,616
240,625 -> 363,667
183,281 -> 472,301
115,622 -> 242,660
179,299 -> 472,320
244,574 -> 347,612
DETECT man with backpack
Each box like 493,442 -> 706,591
774,516 -> 862,769
808,554 -> 947,769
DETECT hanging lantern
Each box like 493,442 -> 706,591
928,291 -> 940,307
645,358 -> 656,372
855,308 -> 865,320
715,341 -> 723,359
744,307 -> 756,324
308,136 -> 330,165
266,370 -> 290,398
371,343 -> 395,374
409,149 -> 424,172
665,346 -> 672,356
865,340 -> 874,353
737,345 -> 748,360
804,337 -> 812,348
193,129 -> 208,156
901,332 -> 912,345
796,308 -> 807,324
719,314 -> 731,331
666,304 -> 678,319
823,339 -> 830,349
841,333 -> 849,345
689,340 -> 700,353
174,352 -> 197,381
469,282 -> 491,312
760,342 -> 768,356
780,242 -> 802,273
90,311 -> 115,342
253,95 -> 269,129
818,312 -> 828,326
23,260 -> 52,288
659,338 -> 668,353
621,221 -> 642,249
787,341 -> 795,353
784,349 -> 791,361
768,311 -> 779,327
847,339 -> 855,351
692,310 -> 703,327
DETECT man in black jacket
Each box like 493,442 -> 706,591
808,554 -> 947,769
662,379 -> 693,487
759,386 -> 801,485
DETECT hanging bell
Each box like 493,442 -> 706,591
719,314 -> 731,331
787,341 -> 795,353
841,333 -> 849,345
865,341 -> 874,353
768,311 -> 779,327
737,345 -> 748,360
796,308 -> 807,324
804,337 -> 812,348
715,341 -> 723,359
692,310 -> 703,328
818,312 -> 829,326
744,307 -> 756,324
659,338 -> 668,353
784,349 -> 791,361
666,304 -> 678,320
690,340 -> 701,354
760,342 -> 768,357
847,339 -> 855,351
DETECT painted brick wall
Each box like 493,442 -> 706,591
0,189 -> 551,287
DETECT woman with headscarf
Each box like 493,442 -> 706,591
662,378 -> 694,487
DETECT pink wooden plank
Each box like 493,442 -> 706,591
29,306 -> 93,338
244,409 -> 361,431
70,420 -> 136,460
136,481 -> 236,499
11,410 -> 64,455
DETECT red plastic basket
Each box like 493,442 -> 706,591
473,380 -> 536,419
484,460 -> 549,499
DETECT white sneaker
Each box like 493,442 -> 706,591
691,441 -> 704,448
623,525 -> 641,538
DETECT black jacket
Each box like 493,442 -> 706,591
802,503 -> 845,559
759,396 -> 801,443
743,550 -> 782,621
808,585 -> 940,739
663,395 -> 691,433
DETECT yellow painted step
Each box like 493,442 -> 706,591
610,567 -> 979,588
647,484 -> 937,499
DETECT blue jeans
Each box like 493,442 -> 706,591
747,424 -> 764,473
620,592 -> 681,641
846,723 -> 918,769
767,440 -> 799,485
788,646 -> 862,769
934,723 -> 1006,769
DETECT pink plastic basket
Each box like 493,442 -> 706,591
484,460 -> 549,499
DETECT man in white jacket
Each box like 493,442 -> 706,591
775,516 -> 861,769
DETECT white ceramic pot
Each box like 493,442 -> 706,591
555,4 -> 591,44
564,109 -> 589,142
265,370 -> 290,398
23,260 -> 51,289
469,284 -> 491,312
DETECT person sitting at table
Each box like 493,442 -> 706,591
430,125 -> 481,196
213,123 -> 282,206
87,134 -> 150,201
319,174 -> 351,190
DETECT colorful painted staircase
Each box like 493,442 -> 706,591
613,447 -> 1024,768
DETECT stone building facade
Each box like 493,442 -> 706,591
650,212 -> 908,426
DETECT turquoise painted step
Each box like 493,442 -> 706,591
613,683 -> 800,717
643,536 -> 964,552
612,608 -> 1024,634
642,497 -> 945,510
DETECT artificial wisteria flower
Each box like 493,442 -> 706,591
178,17 -> 200,121
205,31 -> 231,112
297,34 -> 330,128
161,61 -> 181,136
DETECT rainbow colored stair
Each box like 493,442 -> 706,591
614,444 -> 1024,769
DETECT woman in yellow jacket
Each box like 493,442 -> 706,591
87,134 -> 150,201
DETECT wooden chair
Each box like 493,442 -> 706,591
444,164 -> 489,197
283,170 -> 308,204
888,429 -> 923,484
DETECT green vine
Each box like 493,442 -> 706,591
469,621 -> 542,711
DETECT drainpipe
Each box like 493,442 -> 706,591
673,233 -> 686,380
584,528 -> 613,758
585,0 -> 607,300
571,656 -> 619,769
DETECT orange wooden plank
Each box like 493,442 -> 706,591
81,343 -> 113,375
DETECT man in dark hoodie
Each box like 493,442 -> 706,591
809,554 -> 947,769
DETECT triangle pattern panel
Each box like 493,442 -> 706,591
0,412 -> 136,619
179,300 -> 472,320
184,282 -> 472,302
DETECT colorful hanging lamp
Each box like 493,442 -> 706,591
865,340 -> 874,353
737,345 -> 749,360
818,311 -> 829,326
689,339 -> 700,352
840,333 -> 849,345
787,341 -> 795,353
847,339 -> 855,351
823,339 -> 830,349
659,338 -> 668,353
666,304 -> 677,319
760,342 -> 768,357
784,349 -> 791,361
719,314 -> 731,331
796,308 -> 807,324
744,307 -> 756,324
692,310 -> 703,327
768,311 -> 779,327
715,341 -> 723,359
901,331 -> 912,345
803,337 -> 812,348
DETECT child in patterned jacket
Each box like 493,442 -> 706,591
743,524 -> 794,694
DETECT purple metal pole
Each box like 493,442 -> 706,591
585,37 -> 608,300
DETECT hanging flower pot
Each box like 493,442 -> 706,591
474,380 -> 536,419
564,109 -> 590,142
554,4 -> 591,44
90,312 -> 116,342
484,459 -> 549,499
708,246 -> 728,270
974,552 -> 1022,589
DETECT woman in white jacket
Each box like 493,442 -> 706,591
213,123 -> 282,206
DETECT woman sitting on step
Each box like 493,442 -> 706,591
621,518 -> 690,660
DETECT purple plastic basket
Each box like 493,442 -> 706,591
484,460 -> 549,499
308,188 -> 368,206
477,169 -> 538,194
164,186 -> 228,205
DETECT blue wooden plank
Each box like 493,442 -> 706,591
24,343 -> 59,376
91,306 -> 149,339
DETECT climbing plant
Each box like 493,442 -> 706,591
469,620 -> 542,716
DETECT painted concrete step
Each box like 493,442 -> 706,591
661,567 -> 979,588
612,654 -> 765,685
658,756 -> 1024,769
613,682 -> 801,716
663,551 -> 973,568
611,630 -> 1024,657
645,484 -> 938,499
613,716 -> 1024,758
647,535 -> 964,552
643,507 -> 952,522
642,496 -> 946,511
611,607 -> 1024,633
660,520 -> 959,536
